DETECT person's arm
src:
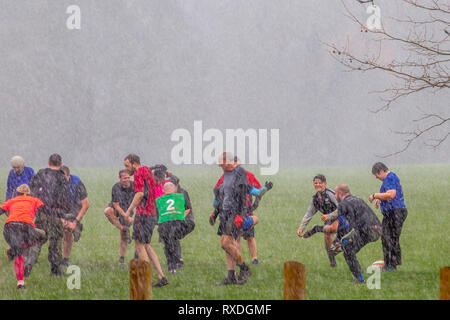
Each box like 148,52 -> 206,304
297,199 -> 318,236
112,202 -> 127,217
125,192 -> 144,216
5,172 -> 13,201
75,197 -> 89,223
369,190 -> 396,202
322,209 -> 339,222
322,190 -> 339,222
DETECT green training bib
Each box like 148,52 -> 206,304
156,193 -> 186,224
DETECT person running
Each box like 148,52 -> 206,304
28,153 -> 71,277
156,182 -> 190,274
369,162 -> 408,272
0,184 -> 46,289
328,184 -> 382,284
215,157 -> 261,265
123,154 -> 168,287
297,174 -> 343,268
61,166 -> 89,267
6,156 -> 34,201
213,152 -> 272,286
104,169 -> 135,264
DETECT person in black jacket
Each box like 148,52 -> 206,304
27,154 -> 72,277
327,184 -> 382,284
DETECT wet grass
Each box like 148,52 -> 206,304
0,164 -> 448,300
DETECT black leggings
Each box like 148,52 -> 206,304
382,208 -> 408,267
158,221 -> 185,269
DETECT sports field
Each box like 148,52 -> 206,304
0,164 -> 448,300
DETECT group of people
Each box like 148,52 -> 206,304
1,152 -> 407,290
297,162 -> 408,283
1,154 -> 89,289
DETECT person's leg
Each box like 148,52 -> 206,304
4,223 -> 27,287
324,221 -> 338,267
63,229 -> 73,261
342,231 -> 366,282
140,215 -> 166,281
144,244 -> 165,280
48,216 -> 64,275
104,207 -> 123,230
381,213 -> 393,268
14,254 -> 25,286
221,235 -> 242,264
220,237 -> 239,285
158,223 -> 173,271
119,232 -> 128,260
390,209 -> 408,268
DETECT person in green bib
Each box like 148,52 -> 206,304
156,182 -> 190,274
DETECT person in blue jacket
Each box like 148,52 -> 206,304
6,156 -> 34,200
369,162 -> 408,272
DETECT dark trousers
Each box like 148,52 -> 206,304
382,208 -> 408,268
158,220 -> 185,270
29,209 -> 64,274
343,226 -> 382,279
3,222 -> 42,258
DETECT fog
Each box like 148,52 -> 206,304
0,0 -> 448,169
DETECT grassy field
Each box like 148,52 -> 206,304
0,164 -> 448,300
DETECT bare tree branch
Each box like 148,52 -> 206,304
330,0 -> 450,156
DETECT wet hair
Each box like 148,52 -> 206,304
372,162 -> 389,175
313,174 -> 326,183
119,169 -> 130,178
48,154 -> 62,167
218,151 -> 234,164
124,154 -> 140,165
336,184 -> 350,195
61,165 -> 70,176
150,164 -> 168,180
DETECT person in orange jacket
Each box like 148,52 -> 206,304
0,184 -> 46,289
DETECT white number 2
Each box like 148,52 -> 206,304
166,199 -> 175,211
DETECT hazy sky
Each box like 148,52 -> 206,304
0,0 -> 448,170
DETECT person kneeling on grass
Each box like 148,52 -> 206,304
104,169 -> 135,264
0,184 -> 47,290
156,182 -> 190,274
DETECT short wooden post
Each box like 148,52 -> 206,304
283,261 -> 306,300
130,259 -> 152,300
440,266 -> 450,300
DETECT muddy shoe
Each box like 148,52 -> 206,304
237,264 -> 252,284
216,277 -> 237,286
152,277 -> 169,288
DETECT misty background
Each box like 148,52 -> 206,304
0,0 -> 448,170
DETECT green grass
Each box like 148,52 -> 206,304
0,164 -> 448,300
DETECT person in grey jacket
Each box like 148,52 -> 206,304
297,174 -> 340,267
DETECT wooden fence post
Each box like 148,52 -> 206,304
130,259 -> 152,300
440,266 -> 450,300
283,261 -> 306,300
